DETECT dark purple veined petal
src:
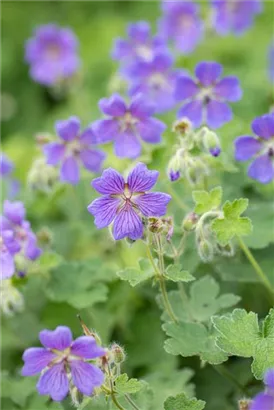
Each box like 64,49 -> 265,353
22,348 -> 56,376
91,168 -> 125,194
60,156 -> 80,185
4,200 -> 26,225
80,149 -> 106,173
251,114 -> 274,139
206,99 -> 232,128
70,336 -> 106,359
55,117 -> 80,141
114,131 -> 142,159
92,119 -> 119,144
70,361 -> 104,396
234,136 -> 261,161
195,61 -> 223,86
214,76 -> 242,101
37,362 -> 69,402
136,117 -> 166,144
248,154 -> 274,184
174,75 -> 199,101
0,249 -> 15,280
135,192 -> 171,217
39,326 -> 73,350
43,142 -> 65,166
98,94 -> 127,117
112,206 -> 143,240
127,162 -> 158,192
87,195 -> 121,229
177,100 -> 203,128
250,392 -> 274,410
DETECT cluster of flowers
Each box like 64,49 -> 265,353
0,200 -> 42,280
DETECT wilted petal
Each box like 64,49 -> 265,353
39,326 -> 72,350
248,154 -> 274,184
206,100 -> 232,128
92,168 -> 124,194
87,195 -> 121,229
174,75 -> 199,101
251,114 -> 274,139
114,131 -> 142,159
177,100 -> 203,128
70,361 -> 104,396
127,162 -> 158,192
135,192 -> 171,217
4,200 -> 25,225
137,117 -> 166,144
234,136 -> 261,161
70,336 -> 106,359
92,119 -> 119,143
113,206 -> 143,240
214,76 -> 242,101
22,348 -> 56,376
195,61 -> 222,86
99,94 -> 127,116
0,250 -> 15,280
60,156 -> 79,185
55,117 -> 80,141
37,363 -> 69,401
43,142 -> 65,166
80,149 -> 105,173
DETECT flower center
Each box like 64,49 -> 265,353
46,44 -> 61,60
136,44 -> 153,61
179,14 -> 194,30
148,72 -> 168,90
198,87 -> 213,104
119,112 -> 138,133
66,139 -> 82,156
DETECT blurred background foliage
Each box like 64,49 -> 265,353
1,1 -> 274,410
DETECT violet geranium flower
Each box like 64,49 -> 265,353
234,113 -> 274,184
250,368 -> 274,410
43,116 -> 106,185
22,326 -> 105,401
88,163 -> 171,240
0,228 -> 20,280
158,1 -> 203,54
92,94 -> 166,158
127,51 -> 185,114
211,0 -> 262,36
25,24 -> 80,86
175,61 -> 242,129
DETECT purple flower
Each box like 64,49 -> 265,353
251,368 -> 274,410
268,42 -> 274,83
175,61 -> 242,129
92,94 -> 166,158
234,113 -> 274,184
211,0 -> 262,36
158,1 -> 203,54
88,163 -> 171,240
0,153 -> 20,199
169,170 -> 180,182
127,51 -> 185,114
22,326 -> 105,401
25,24 -> 80,86
112,21 -> 167,67
0,153 -> 13,176
0,229 -> 20,280
43,117 -> 106,185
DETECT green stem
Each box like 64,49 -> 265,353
212,364 -> 248,395
111,393 -> 126,410
237,236 -> 274,301
124,394 -> 141,410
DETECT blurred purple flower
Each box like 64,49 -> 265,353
112,21 -> 167,67
175,61 -> 242,128
251,368 -> 274,410
22,326 -> 105,401
268,41 -> 274,83
211,0 -> 262,36
0,229 -> 20,280
0,153 -> 14,176
127,51 -> 185,114
234,113 -> 274,184
159,1 -> 203,54
88,163 -> 171,240
92,94 -> 166,158
0,153 -> 20,199
25,24 -> 80,86
43,116 -> 106,185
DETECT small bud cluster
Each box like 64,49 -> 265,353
27,157 -> 59,193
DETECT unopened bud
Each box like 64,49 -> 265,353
77,315 -> 102,346
110,343 -> 126,364
28,157 -> 58,193
215,242 -> 234,257
197,238 -> 214,262
200,128 -> 221,157
37,227 -> 53,247
14,253 -> 29,275
238,399 -> 251,410
167,155 -> 181,182
172,118 -> 192,136
182,212 -> 199,232
148,217 -> 165,234
0,280 -> 24,316
185,157 -> 209,186
169,170 -> 180,182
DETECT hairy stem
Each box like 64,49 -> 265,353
124,394 -> 141,410
111,393 -> 126,410
164,182 -> 189,211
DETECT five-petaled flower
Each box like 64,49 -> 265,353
92,94 -> 166,158
234,113 -> 274,184
25,24 -> 80,86
43,116 -> 106,185
22,326 -> 105,401
88,163 -> 171,240
158,1 -> 203,54
211,0 -> 262,36
250,368 -> 274,410
175,61 -> 242,129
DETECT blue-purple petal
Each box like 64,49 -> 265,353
206,100 -> 232,128
0,250 -> 15,280
248,154 -> 274,184
55,117 -> 80,141
43,142 -> 65,166
99,94 -> 127,117
113,206 -> 143,240
195,61 -> 223,86
60,156 -> 79,185
80,149 -> 105,173
264,368 -> 274,389
177,100 -> 203,128
114,131 -> 142,159
135,192 -> 171,217
22,348 -> 56,376
251,114 -> 274,139
92,168 -> 125,194
234,136 -> 261,161
92,119 -> 119,144
214,76 -> 242,101
70,361 -> 104,396
87,195 -> 121,229
250,392 -> 274,410
0,154 -> 14,176
4,200 -> 25,225
70,336 -> 106,359
127,162 -> 158,192
37,363 -> 69,402
129,93 -> 155,118
175,75 -> 199,101
79,127 -> 97,145
137,118 -> 166,144
39,326 -> 73,350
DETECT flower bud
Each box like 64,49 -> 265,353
238,399 -> 251,410
14,253 -> 29,275
0,279 -> 24,316
27,157 -> 58,193
167,155 -> 181,182
172,117 -> 192,136
110,343 -> 126,364
37,227 -> 53,247
185,157 -> 209,186
182,212 -> 199,232
197,238 -> 214,262
215,242 -> 234,257
201,128 -> 221,157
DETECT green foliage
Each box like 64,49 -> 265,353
164,393 -> 206,410
212,199 -> 253,245
115,374 -> 143,395
193,186 -> 222,215
164,265 -> 195,282
213,308 -> 274,379
0,374 -> 36,408
116,258 -> 155,286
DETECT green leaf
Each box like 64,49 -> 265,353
116,258 -> 155,286
212,198 -> 253,245
245,201 -> 274,249
115,374 -> 143,395
213,308 -> 274,379
164,393 -> 206,410
193,186 -> 222,215
37,251 -> 63,270
0,374 -> 36,407
165,265 -> 195,282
